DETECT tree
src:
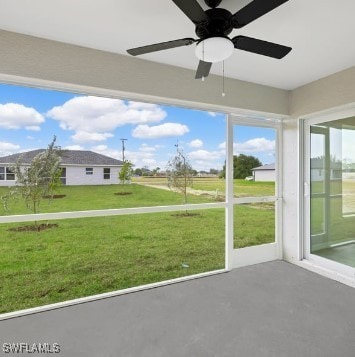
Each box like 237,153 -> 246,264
220,154 -> 262,179
152,167 -> 160,176
118,160 -> 133,184
134,168 -> 143,176
166,149 -> 193,205
4,136 -> 63,220
142,166 -> 152,176
209,168 -> 219,175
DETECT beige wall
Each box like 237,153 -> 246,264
0,30 -> 289,116
289,67 -> 355,117
1,30 -> 354,118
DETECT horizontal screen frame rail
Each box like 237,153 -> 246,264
0,202 -> 226,224
233,196 -> 278,204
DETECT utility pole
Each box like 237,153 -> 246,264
120,138 -> 127,162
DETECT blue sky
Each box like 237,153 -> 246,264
0,83 -> 277,171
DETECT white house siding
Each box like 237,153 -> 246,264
311,168 -> 324,182
254,170 -> 275,182
0,178 -> 16,186
65,166 -> 121,185
310,169 -> 344,182
0,165 -> 121,186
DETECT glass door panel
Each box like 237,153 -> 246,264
310,116 -> 355,267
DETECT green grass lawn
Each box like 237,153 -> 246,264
310,180 -> 355,248
134,177 -> 275,197
0,181 -> 276,313
0,210 -> 225,313
0,183 -> 209,216
192,178 -> 275,197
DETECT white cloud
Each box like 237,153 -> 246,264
189,139 -> 203,148
91,145 -> 108,152
236,138 -> 275,152
218,142 -> 226,150
0,141 -> 21,156
132,123 -> 189,139
25,126 -> 41,132
90,145 -> 157,168
219,142 -> 237,150
91,145 -> 120,160
219,138 -> 275,154
140,158 -> 158,166
125,150 -> 157,168
64,145 -> 85,150
186,149 -> 225,172
47,96 -> 167,143
140,144 -> 156,152
188,149 -> 223,161
0,103 -> 44,131
207,111 -> 217,117
71,131 -> 114,143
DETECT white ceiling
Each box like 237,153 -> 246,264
0,0 -> 354,90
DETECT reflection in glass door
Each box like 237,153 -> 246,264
310,117 -> 355,267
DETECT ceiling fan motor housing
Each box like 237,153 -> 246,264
195,8 -> 234,39
204,0 -> 223,8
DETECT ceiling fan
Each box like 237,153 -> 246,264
127,0 -> 292,79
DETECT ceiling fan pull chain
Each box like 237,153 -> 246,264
202,40 -> 205,81
222,60 -> 226,97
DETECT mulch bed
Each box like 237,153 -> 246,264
8,223 -> 59,232
42,194 -> 66,199
114,192 -> 133,195
171,212 -> 201,218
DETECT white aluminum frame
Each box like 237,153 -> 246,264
227,114 -> 283,269
301,103 -> 355,283
0,73 -> 288,319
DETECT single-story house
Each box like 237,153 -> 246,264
0,149 -> 123,186
252,159 -> 344,183
310,157 -> 342,181
251,163 -> 275,182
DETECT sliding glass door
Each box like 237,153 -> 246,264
305,114 -> 355,271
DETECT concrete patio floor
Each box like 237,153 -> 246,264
1,260 -> 355,357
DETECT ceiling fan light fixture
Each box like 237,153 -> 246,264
195,37 -> 234,63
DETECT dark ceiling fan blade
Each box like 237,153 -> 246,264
127,38 -> 196,56
195,60 -> 212,79
172,0 -> 209,24
232,36 -> 292,59
232,0 -> 289,28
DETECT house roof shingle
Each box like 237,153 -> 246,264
252,163 -> 275,171
0,149 -> 124,166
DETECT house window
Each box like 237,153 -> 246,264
0,167 -> 15,180
60,167 -> 66,185
103,168 -> 110,180
86,167 -> 93,175
6,167 -> 15,181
